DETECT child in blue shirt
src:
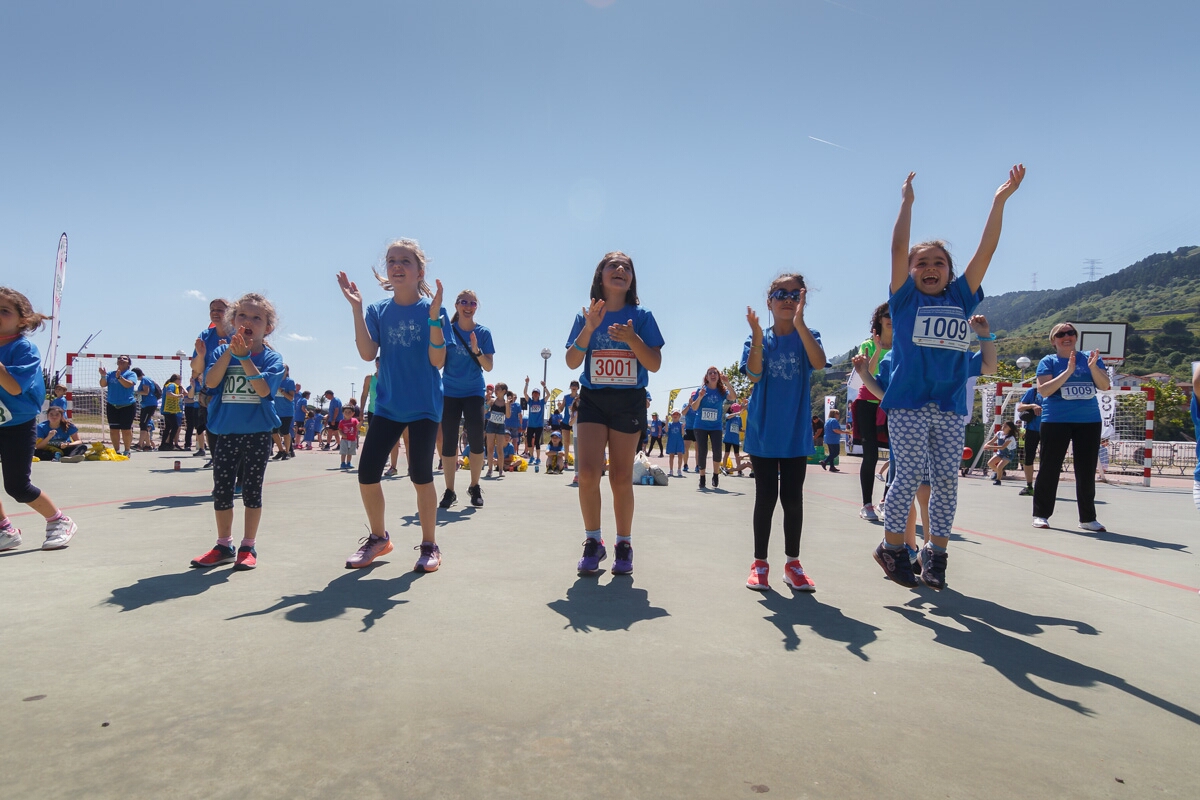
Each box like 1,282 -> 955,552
872,165 -> 1024,591
0,287 -> 78,551
821,411 -> 846,472
35,406 -> 88,461
665,411 -> 685,476
546,430 -> 566,473
722,403 -> 746,475
303,410 -> 321,448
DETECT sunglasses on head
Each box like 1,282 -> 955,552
1054,329 -> 1077,339
769,289 -> 802,302
457,299 -> 478,307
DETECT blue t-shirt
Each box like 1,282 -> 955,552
326,396 -> 343,425
524,397 -> 546,428
693,387 -> 726,431
205,346 -> 286,435
1020,386 -> 1043,433
666,420 -> 685,453
36,420 -> 79,446
443,323 -> 494,399
0,338 -> 43,427
883,274 -> 984,416
563,394 -> 576,417
649,419 -> 664,437
547,441 -> 563,453
739,327 -> 822,459
824,418 -> 842,447
274,377 -> 296,418
304,416 -> 321,437
506,402 -> 522,429
364,296 -> 449,424
138,377 -> 158,408
1036,353 -> 1104,424
684,399 -> 698,431
549,412 -> 563,430
503,442 -> 515,458
294,394 -> 307,419
193,325 -> 231,393
566,305 -> 664,390
50,396 -> 68,411
723,414 -> 742,444
105,370 -> 138,407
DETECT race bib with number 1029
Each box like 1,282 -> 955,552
221,364 -> 260,404
590,349 -> 637,387
912,307 -> 971,351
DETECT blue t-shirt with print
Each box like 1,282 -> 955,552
566,305 -> 664,390
1036,353 -> 1104,424
666,420 -> 685,453
883,274 -> 983,416
443,323 -> 494,399
36,420 -> 79,446
739,327 -> 822,459
364,296 -> 449,424
1020,386 -> 1043,433
649,418 -> 664,437
105,370 -> 138,407
693,387 -> 726,431
274,377 -> 296,418
0,338 -> 44,427
524,396 -> 546,428
723,414 -> 742,445
205,346 -> 286,435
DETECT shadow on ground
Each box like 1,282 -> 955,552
893,589 -> 1200,724
547,575 -> 669,632
105,568 -> 233,611
227,567 -> 424,631
756,592 -> 880,660
120,494 -> 212,511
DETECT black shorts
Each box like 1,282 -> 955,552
1023,429 -> 1040,466
576,387 -> 647,436
107,403 -> 137,430
277,416 -> 293,436
683,429 -> 696,442
526,427 -> 544,448
139,404 -> 156,430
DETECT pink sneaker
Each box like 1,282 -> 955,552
746,560 -> 770,591
414,542 -> 441,572
346,533 -> 393,569
782,560 -> 816,592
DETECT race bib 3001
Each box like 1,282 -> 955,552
590,349 -> 637,387
912,307 -> 971,351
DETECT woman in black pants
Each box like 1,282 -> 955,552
1031,323 -> 1110,532
852,303 -> 891,522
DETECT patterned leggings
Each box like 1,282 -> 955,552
883,403 -> 964,539
212,432 -> 271,511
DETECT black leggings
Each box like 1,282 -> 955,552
648,436 -> 664,456
360,415 -> 439,485
162,413 -> 181,447
1,420 -> 41,504
853,398 -> 884,505
749,455 -> 807,560
1033,421 -> 1101,523
211,431 -> 271,511
694,429 -> 722,473
723,442 -> 740,461
441,396 -> 485,456
183,406 -> 199,449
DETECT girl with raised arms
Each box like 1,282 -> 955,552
190,293 -> 285,570
741,274 -> 826,591
338,239 -> 450,572
566,251 -> 664,575
872,165 -> 1024,591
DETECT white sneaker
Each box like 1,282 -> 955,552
0,525 -> 22,551
1078,520 -> 1106,533
43,515 -> 77,550
1031,517 -> 1049,529
859,504 -> 880,522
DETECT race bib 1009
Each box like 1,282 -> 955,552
221,364 -> 260,404
590,349 -> 637,387
912,307 -> 971,351
1061,383 -> 1096,401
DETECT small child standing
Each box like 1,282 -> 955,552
665,410 -> 685,476
339,408 -> 360,469
303,410 -> 320,449
821,410 -> 846,472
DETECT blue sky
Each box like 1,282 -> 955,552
3,0 -> 1198,411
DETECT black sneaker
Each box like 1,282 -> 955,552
699,474 -> 707,490
712,471 -> 719,488
919,545 -> 948,591
438,489 -> 457,509
468,484 -> 484,507
872,543 -> 918,588
202,459 -> 213,469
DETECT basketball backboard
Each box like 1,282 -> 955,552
1069,321 -> 1127,365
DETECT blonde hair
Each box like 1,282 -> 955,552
1048,322 -> 1077,343
0,287 -> 50,335
373,239 -> 432,297
451,289 -> 478,325
224,292 -> 278,334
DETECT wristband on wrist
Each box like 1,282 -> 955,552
429,341 -> 446,349
427,317 -> 443,328
746,367 -> 762,378
572,342 -> 587,353
976,333 -> 997,341
232,353 -> 251,361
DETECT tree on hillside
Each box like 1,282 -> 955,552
1141,378 -> 1193,440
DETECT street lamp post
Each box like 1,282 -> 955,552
1016,356 -> 1031,383
541,348 -> 552,385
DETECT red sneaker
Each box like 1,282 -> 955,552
782,560 -> 816,592
234,545 -> 257,570
191,543 -> 236,568
746,560 -> 770,591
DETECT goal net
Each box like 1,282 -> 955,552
66,352 -> 190,440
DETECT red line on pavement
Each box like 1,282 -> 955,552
808,487 -> 1200,594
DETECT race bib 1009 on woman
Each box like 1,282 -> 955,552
912,307 -> 971,351
1061,383 -> 1096,401
590,349 -> 637,387
221,364 -> 260,404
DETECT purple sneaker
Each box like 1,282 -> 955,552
346,533 -> 393,569
577,538 -> 607,573
414,542 -> 441,572
872,542 -> 918,588
612,541 -> 633,574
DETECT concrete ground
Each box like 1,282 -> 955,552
2,447 -> 1198,800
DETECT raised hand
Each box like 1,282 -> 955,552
792,287 -> 808,328
337,272 -> 362,308
851,353 -> 869,374
229,332 -> 250,358
746,306 -> 762,338
609,319 -> 637,343
1066,349 -> 1077,372
902,171 -> 916,203
1087,349 -> 1101,368
968,314 -> 991,336
996,164 -> 1025,201
469,331 -> 478,352
430,279 -> 444,318
582,299 -> 606,331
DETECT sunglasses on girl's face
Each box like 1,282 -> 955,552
1054,329 -> 1077,339
457,299 -> 478,307
769,289 -> 802,302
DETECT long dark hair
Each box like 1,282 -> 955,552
589,251 -> 639,307
869,302 -> 890,335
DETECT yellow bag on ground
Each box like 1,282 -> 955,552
515,457 -> 528,472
